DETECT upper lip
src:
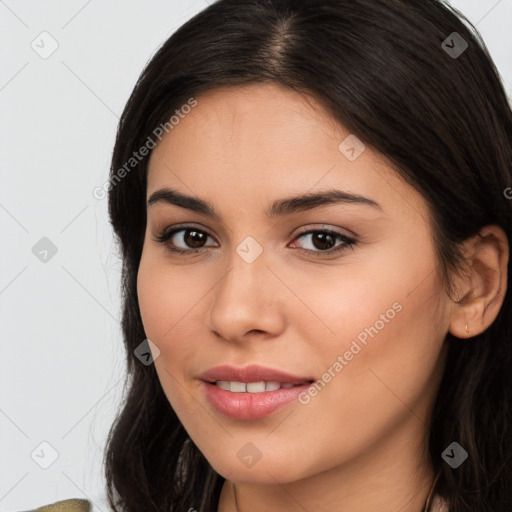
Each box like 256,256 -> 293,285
199,364 -> 314,384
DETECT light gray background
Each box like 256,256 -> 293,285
1,1 -> 511,511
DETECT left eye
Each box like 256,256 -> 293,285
290,229 -> 356,255
152,226 -> 357,257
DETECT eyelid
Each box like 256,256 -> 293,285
292,223 -> 357,239
152,223 -> 218,245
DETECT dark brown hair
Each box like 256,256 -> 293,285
105,1 -> 512,510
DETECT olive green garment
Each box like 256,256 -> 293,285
23,498 -> 92,512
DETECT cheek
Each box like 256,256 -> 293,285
136,254 -> 200,412
137,258 -> 169,342
287,237 -> 445,408
301,259 -> 444,408
275,255 -> 411,355
136,251 -> 215,388
137,250 -> 199,343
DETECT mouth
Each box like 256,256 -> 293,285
199,364 -> 315,420
201,380 -> 314,420
210,380 -> 312,392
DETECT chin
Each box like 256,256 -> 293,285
203,449 -> 313,485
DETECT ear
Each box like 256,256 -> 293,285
448,225 -> 509,339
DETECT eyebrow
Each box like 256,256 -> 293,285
147,187 -> 382,219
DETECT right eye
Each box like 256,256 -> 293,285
152,225 -> 218,254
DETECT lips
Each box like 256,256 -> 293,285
199,364 -> 315,420
199,364 -> 314,385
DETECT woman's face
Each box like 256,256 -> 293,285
137,83 -> 451,484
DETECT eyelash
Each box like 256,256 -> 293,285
152,224 -> 357,258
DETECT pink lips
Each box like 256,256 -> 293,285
199,364 -> 313,384
199,364 -> 314,420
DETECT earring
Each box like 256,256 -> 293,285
465,324 -> 469,335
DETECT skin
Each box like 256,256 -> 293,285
136,83 -> 508,512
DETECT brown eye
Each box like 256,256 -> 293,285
309,232 -> 337,250
290,229 -> 356,256
152,226 -> 217,253
181,229 -> 208,248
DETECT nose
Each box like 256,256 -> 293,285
206,245 -> 287,345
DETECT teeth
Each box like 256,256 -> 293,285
214,380 -> 306,392
216,381 -> 231,391
265,381 -> 281,391
247,381 -> 266,393
230,381 -> 247,393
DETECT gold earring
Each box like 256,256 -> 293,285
465,324 -> 469,335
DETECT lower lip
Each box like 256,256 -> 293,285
202,381 -> 313,420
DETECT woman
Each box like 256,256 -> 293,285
28,0 -> 512,510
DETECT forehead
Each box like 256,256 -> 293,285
146,83 -> 429,223
149,83 -> 343,172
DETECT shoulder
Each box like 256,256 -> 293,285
22,498 -> 92,512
